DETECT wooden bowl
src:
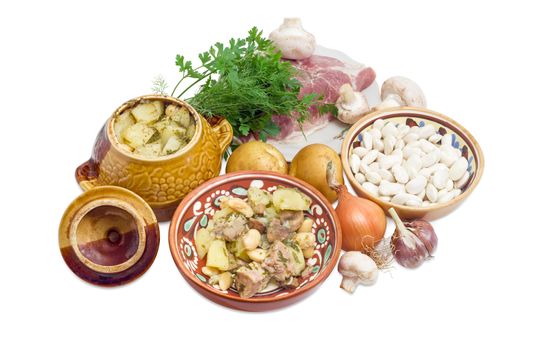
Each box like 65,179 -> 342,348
75,95 -> 233,221
168,171 -> 342,311
341,107 -> 484,220
59,186 -> 160,286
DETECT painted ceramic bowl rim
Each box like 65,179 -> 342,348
168,170 -> 342,305
107,94 -> 203,163
341,106 -> 484,214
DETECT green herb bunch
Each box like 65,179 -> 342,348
169,27 -> 322,140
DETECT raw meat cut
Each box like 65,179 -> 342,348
271,55 -> 376,141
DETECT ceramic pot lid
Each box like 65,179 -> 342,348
59,186 -> 160,286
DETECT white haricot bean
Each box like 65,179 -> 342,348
397,124 -> 411,138
355,172 -> 366,184
406,175 -> 427,194
403,146 -> 423,159
381,122 -> 398,138
394,138 -> 405,151
349,154 -> 361,174
441,133 -> 453,146
377,169 -> 394,182
450,157 -> 468,181
418,125 -> 436,139
359,162 -> 370,175
407,154 -> 422,172
446,179 -> 454,191
373,139 -> 384,152
428,133 -> 442,143
369,162 -> 380,171
362,182 -> 379,196
379,180 -> 405,196
454,171 -> 470,189
419,139 -> 437,153
351,119 -> 467,207
384,136 -> 396,155
392,165 -> 409,184
432,168 -> 449,190
426,183 -> 438,203
369,128 -> 382,141
362,150 -> 379,165
403,132 -> 420,144
362,131 -> 372,150
365,171 -> 382,185
421,149 -> 441,168
353,146 -> 369,158
373,118 -> 385,130
378,155 -> 397,170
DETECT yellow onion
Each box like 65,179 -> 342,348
326,162 -> 387,251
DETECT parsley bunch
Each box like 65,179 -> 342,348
170,27 -> 322,140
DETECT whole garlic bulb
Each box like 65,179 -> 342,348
269,18 -> 316,60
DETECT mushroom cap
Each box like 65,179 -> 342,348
269,17 -> 316,60
381,76 -> 427,108
335,84 -> 370,124
337,251 -> 378,284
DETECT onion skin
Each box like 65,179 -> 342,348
405,220 -> 437,254
335,183 -> 387,252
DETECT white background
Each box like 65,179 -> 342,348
1,0 -> 531,349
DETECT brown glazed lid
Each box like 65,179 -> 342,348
59,186 -> 160,286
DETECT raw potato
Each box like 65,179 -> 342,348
226,141 -> 288,174
272,187 -> 311,211
206,240 -> 230,271
195,228 -> 214,259
289,144 -> 344,202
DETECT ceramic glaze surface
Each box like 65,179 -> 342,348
169,171 -> 342,311
341,107 -> 484,220
76,95 -> 233,221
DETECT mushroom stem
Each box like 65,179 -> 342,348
340,276 -> 360,293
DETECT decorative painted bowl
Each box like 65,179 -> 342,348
341,107 -> 484,220
168,171 -> 342,311
75,95 -> 233,222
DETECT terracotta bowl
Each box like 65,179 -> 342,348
75,95 -> 233,221
341,107 -> 484,220
168,171 -> 342,311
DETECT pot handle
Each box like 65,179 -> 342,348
75,160 -> 98,191
210,118 -> 233,152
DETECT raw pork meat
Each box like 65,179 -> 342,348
271,55 -> 376,140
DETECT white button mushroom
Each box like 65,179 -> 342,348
335,84 -> 371,124
269,18 -> 316,60
380,76 -> 427,108
337,251 -> 378,294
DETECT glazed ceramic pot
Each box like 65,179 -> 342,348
58,186 -> 160,286
341,107 -> 484,220
169,171 -> 342,312
76,95 -> 233,221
